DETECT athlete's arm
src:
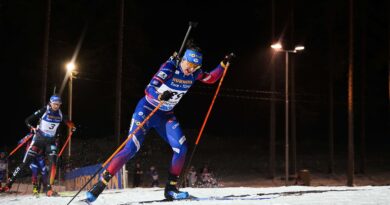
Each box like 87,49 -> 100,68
25,107 -> 46,129
195,62 -> 226,84
145,58 -> 176,99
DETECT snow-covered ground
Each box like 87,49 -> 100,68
1,186 -> 389,205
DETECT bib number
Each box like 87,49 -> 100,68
48,124 -> 56,129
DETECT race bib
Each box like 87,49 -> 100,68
39,120 -> 60,137
157,84 -> 187,108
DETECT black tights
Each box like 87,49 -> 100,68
8,135 -> 57,188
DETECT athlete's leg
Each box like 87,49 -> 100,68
37,156 -> 48,191
46,141 -> 57,187
106,105 -> 154,175
30,160 -> 39,185
4,137 -> 43,190
87,99 -> 158,202
155,115 -> 189,200
30,159 -> 40,194
41,137 -> 58,196
155,116 -> 187,176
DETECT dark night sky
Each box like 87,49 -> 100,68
1,0 -> 389,158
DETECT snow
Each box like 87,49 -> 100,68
1,186 -> 390,205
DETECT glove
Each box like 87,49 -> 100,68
170,52 -> 180,67
221,52 -> 236,65
66,121 -> 77,132
30,126 -> 37,134
158,90 -> 174,101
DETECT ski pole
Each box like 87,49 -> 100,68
57,129 -> 74,188
66,101 -> 164,205
177,21 -> 198,59
8,133 -> 34,158
181,53 -> 235,187
58,131 -> 74,158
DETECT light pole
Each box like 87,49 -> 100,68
66,62 -> 76,158
271,43 -> 304,186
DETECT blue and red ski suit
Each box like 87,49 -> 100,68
106,56 -> 226,177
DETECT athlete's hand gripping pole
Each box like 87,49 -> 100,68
181,53 -> 235,187
66,101 -> 164,205
7,132 -> 34,158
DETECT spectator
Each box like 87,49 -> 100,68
186,166 -> 197,187
199,163 -> 210,174
133,162 -> 143,187
0,152 -> 7,188
199,164 -> 218,188
149,166 -> 159,187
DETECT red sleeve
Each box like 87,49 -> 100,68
196,62 -> 226,84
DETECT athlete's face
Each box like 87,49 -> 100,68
50,102 -> 61,111
180,60 -> 199,75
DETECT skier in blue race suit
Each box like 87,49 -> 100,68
29,155 -> 48,194
21,136 -> 48,195
87,45 -> 233,202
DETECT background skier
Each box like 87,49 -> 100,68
1,94 -> 75,196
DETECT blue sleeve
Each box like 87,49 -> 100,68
145,58 -> 176,99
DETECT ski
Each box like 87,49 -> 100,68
119,194 -> 276,204
59,190 -> 123,198
119,195 -> 199,205
74,199 -> 93,205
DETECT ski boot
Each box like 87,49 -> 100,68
164,173 -> 189,200
86,170 -> 113,202
46,185 -> 58,197
32,183 -> 39,195
0,185 -> 9,193
0,178 -> 14,192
